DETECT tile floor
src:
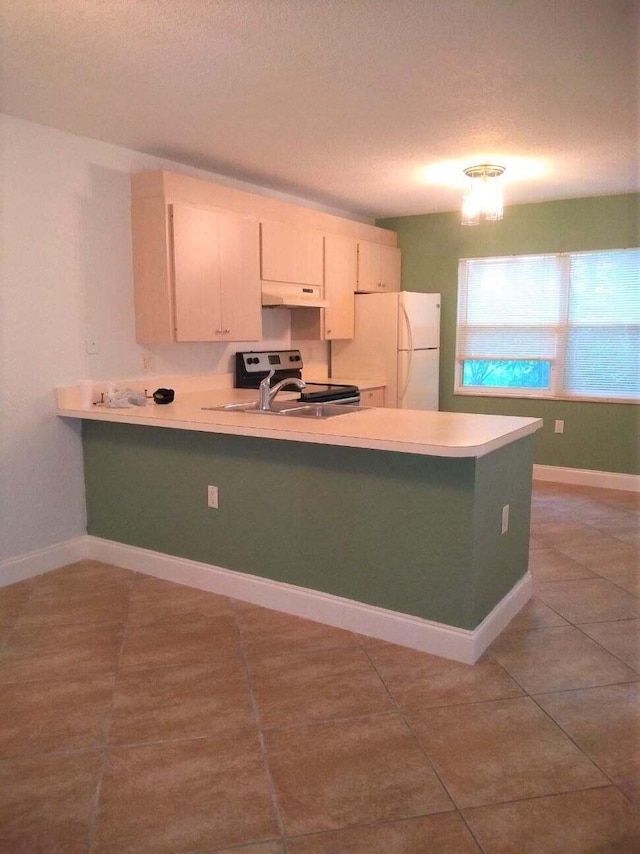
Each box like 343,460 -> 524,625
0,482 -> 639,853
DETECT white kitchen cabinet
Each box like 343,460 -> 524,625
360,387 -> 386,407
132,200 -> 261,344
260,220 -> 323,287
357,240 -> 401,292
290,233 -> 357,341
324,234 -> 357,340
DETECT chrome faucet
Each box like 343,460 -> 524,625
258,370 -> 306,411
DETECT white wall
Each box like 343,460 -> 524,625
0,115 -> 351,567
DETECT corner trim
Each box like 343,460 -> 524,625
0,536 -> 90,586
471,573 -> 533,660
533,464 -> 639,492
88,536 -> 531,664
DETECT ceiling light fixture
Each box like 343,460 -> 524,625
461,164 -> 505,225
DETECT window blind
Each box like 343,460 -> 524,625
456,248 -> 640,402
565,250 -> 640,398
457,254 -> 562,361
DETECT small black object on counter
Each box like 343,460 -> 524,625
153,388 -> 175,404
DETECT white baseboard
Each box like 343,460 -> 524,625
90,536 -> 531,664
533,465 -> 639,493
471,573 -> 533,659
1,534 -> 532,663
0,536 -> 91,586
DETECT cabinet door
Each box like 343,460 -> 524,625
172,204 -> 223,342
356,241 -> 401,292
360,387 -> 385,407
356,240 -> 381,292
260,220 -> 323,286
380,245 -> 401,292
324,234 -> 356,340
173,204 -> 262,343
218,213 -> 262,342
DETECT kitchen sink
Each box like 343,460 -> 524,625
203,400 -> 295,413
203,401 -> 365,419
278,403 -> 364,418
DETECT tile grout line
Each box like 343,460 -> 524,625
359,645 -> 484,845
531,510 -> 635,544
502,531 -> 640,809
525,689 -> 634,806
492,588 -> 639,723
406,592 -> 636,824
84,568 -> 139,854
532,586 -> 640,630
571,621 -> 640,676
459,783 -> 627,818
510,518 -> 639,811
607,576 -> 640,597
281,811 -> 488,851
259,706 -> 401,734
233,605 -> 288,849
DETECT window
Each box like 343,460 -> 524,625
456,248 -> 640,403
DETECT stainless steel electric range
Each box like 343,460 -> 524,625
234,350 -> 360,404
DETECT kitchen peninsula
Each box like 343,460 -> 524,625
57,387 -> 542,663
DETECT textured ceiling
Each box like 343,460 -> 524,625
1,0 -> 638,218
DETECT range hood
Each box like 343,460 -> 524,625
261,281 -> 329,309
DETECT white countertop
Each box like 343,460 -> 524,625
56,386 -> 542,458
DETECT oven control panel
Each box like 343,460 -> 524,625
235,350 -> 303,388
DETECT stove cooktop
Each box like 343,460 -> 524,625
298,382 -> 359,403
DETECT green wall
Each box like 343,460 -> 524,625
379,193 -> 640,475
83,421 -> 534,630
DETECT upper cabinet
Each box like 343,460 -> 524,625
260,220 -> 323,286
132,197 -> 261,344
131,171 -> 400,345
356,241 -> 401,292
324,234 -> 357,340
289,234 -> 357,341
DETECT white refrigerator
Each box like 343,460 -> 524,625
331,291 -> 441,410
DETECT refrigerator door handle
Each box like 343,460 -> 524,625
399,302 -> 413,401
400,301 -> 414,352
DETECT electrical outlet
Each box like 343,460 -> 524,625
554,420 -> 564,434
142,352 -> 155,372
85,331 -> 99,354
207,485 -> 219,509
501,504 -> 509,534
